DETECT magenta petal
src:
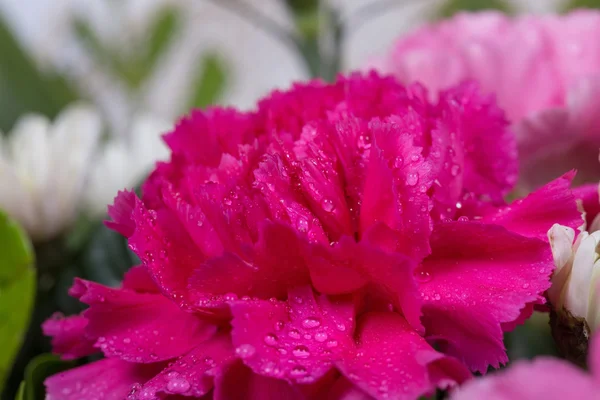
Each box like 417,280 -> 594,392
105,190 -> 136,237
451,358 -> 598,400
572,182 -> 600,227
129,196 -> 205,308
45,358 -> 165,400
214,361 -> 307,400
42,314 -> 96,360
437,82 -> 518,204
72,279 -> 216,363
337,312 -> 470,400
230,286 -> 355,384
121,265 -> 159,293
188,222 -> 311,307
361,117 -> 433,259
138,333 -> 235,398
420,221 -> 553,372
482,172 -> 582,240
307,236 -> 423,332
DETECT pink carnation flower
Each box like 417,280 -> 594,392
375,11 -> 600,190
451,331 -> 600,399
43,73 -> 581,400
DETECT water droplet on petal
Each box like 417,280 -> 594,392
321,198 -> 335,212
166,375 -> 190,394
414,267 -> 432,283
406,173 -> 419,186
292,345 -> 310,358
326,340 -> 338,348
302,317 -> 321,329
288,329 -> 301,339
314,332 -> 328,342
336,323 -> 346,332
235,344 -> 256,359
457,216 -> 469,222
450,164 -> 461,177
264,333 -> 278,347
522,283 -> 530,289
290,365 -> 308,377
274,321 -> 284,331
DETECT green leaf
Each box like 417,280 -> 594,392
0,211 -> 35,393
145,8 -> 179,71
436,0 -> 514,18
0,18 -> 79,133
21,354 -> 75,400
14,381 -> 25,400
562,0 -> 600,11
187,53 -> 228,110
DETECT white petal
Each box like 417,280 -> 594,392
84,140 -> 130,215
565,231 -> 600,319
129,114 -> 170,176
547,224 -> 576,307
587,261 -> 600,331
44,103 -> 103,231
8,114 -> 51,199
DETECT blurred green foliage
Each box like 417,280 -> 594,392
562,0 -> 600,11
74,7 -> 180,90
0,211 -> 35,393
187,53 -> 228,110
437,0 -> 514,18
0,19 -> 78,133
17,355 -> 74,400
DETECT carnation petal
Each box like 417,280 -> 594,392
419,221 -> 553,372
138,333 -> 235,398
451,358 -> 597,400
214,361 -> 307,400
188,223 -> 311,309
572,182 -> 600,229
42,314 -> 96,360
45,358 -> 164,400
105,190 -> 136,237
361,117 -> 433,259
72,279 -> 216,363
230,286 -> 355,384
337,312 -> 470,400
482,172 -> 582,239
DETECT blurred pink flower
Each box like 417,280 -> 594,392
376,11 -> 600,190
451,331 -> 600,399
43,73 -> 581,400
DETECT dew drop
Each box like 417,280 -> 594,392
457,216 -> 469,222
166,376 -> 190,394
290,365 -> 308,377
450,164 -> 461,177
264,333 -> 278,347
406,173 -> 419,186
223,292 -> 238,301
414,267 -> 432,283
302,317 -> 321,329
235,344 -> 256,359
321,198 -> 335,212
274,321 -> 284,331
336,323 -> 346,332
292,345 -> 311,358
326,339 -> 338,348
522,283 -> 530,289
288,329 -> 301,339
392,156 -> 404,169
314,332 -> 328,342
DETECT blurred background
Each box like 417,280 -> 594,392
0,0 -> 597,399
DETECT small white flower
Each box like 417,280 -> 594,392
0,104 -> 170,242
83,113 -> 170,215
0,104 -> 101,242
548,222 -> 600,331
